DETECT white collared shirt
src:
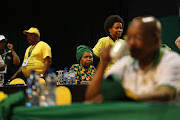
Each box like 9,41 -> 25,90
104,49 -> 180,98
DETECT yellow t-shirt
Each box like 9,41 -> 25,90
22,41 -> 52,77
93,36 -> 124,72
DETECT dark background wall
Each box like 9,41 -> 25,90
0,0 -> 179,71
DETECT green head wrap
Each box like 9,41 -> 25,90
76,45 -> 94,63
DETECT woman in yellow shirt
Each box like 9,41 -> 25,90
93,15 -> 124,72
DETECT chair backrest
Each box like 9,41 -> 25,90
9,78 -> 25,85
56,86 -> 72,105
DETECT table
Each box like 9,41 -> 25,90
0,84 -> 87,102
60,85 -> 87,102
10,102 -> 180,120
1,89 -> 180,120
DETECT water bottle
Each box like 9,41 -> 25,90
69,68 -> 75,85
64,67 -> 69,85
26,70 -> 39,107
39,68 -> 57,106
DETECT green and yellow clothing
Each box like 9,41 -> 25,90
93,36 -> 124,72
22,41 -> 52,77
69,64 -> 96,82
1,49 -> 17,85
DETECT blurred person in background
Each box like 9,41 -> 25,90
10,27 -> 52,82
0,35 -> 20,85
69,45 -> 96,83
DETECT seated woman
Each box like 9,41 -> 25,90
70,45 -> 96,83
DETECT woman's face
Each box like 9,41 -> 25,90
109,22 -> 123,40
80,52 -> 93,68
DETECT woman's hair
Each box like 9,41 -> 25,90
104,15 -> 124,35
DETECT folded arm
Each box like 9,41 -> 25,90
136,86 -> 175,102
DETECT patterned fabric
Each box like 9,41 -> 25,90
69,64 -> 96,82
93,36 -> 115,57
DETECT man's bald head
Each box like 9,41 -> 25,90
131,16 -> 161,44
127,16 -> 162,60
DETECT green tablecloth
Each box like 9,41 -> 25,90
1,91 -> 180,120
0,91 -> 25,120
12,102 -> 180,120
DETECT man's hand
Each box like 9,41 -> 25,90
85,45 -> 113,102
7,43 -> 20,65
100,45 -> 112,66
7,43 -> 14,51
136,87 -> 175,102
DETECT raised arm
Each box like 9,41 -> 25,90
7,43 -> 20,65
85,45 -> 112,102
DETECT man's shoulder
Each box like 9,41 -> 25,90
160,49 -> 180,66
26,45 -> 32,50
39,41 -> 49,45
163,49 -> 180,61
38,41 -> 51,49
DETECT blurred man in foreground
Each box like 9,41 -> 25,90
86,16 -> 180,103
